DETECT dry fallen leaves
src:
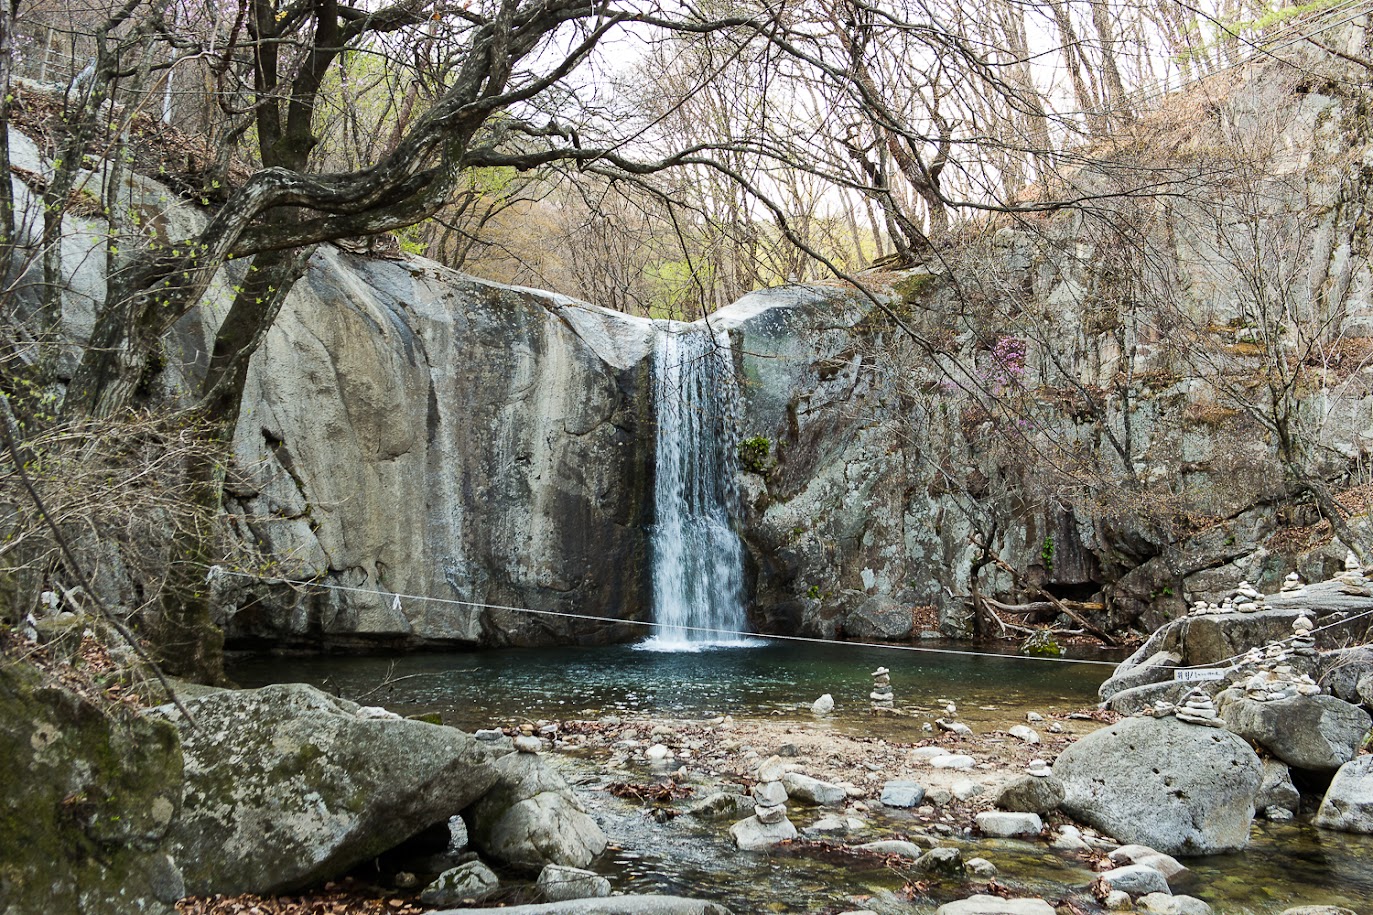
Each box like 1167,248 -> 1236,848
175,884 -> 425,915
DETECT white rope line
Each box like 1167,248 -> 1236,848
215,569 -> 1123,667
214,571 -> 1373,672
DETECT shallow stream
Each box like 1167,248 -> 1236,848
231,641 -> 1373,913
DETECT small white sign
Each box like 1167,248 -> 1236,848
1174,668 -> 1226,682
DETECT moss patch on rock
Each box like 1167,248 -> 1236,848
0,657 -> 185,915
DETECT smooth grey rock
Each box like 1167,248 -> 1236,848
753,781 -> 788,806
1053,715 -> 1262,855
1108,845 -> 1187,880
1008,725 -> 1040,744
994,774 -> 1064,814
952,777 -> 985,800
756,755 -> 789,782
965,857 -> 998,878
975,811 -> 1042,838
1315,756 -> 1373,833
537,865 -> 611,902
805,815 -> 846,835
880,780 -> 926,807
429,896 -> 735,914
1256,759 -> 1301,813
930,754 -> 976,769
1099,864 -> 1171,897
1099,651 -> 1183,702
782,772 -> 846,806
729,814 -> 798,850
934,895 -> 1056,915
467,752 -> 608,870
1103,681 -> 1193,716
514,735 -> 543,754
811,694 -> 835,715
1215,689 -> 1370,771
1138,894 -> 1212,915
755,802 -> 789,824
1277,908 -> 1358,915
157,683 -> 498,895
1104,890 -> 1133,911
854,838 -> 940,857
914,847 -> 965,875
420,861 -> 500,905
687,792 -> 755,819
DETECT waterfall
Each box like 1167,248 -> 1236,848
640,321 -> 755,651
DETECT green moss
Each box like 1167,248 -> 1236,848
1020,630 -> 1062,657
892,271 -> 938,303
739,436 -> 772,474
0,659 -> 183,913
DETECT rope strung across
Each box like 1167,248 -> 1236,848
214,568 -> 1120,668
213,569 -> 1373,671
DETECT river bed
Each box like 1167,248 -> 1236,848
230,641 -> 1373,913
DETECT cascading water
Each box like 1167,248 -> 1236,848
639,321 -> 756,651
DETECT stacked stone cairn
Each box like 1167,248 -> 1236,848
1280,572 -> 1306,596
1237,616 -> 1322,696
870,667 -> 894,714
1174,688 -> 1223,727
1233,580 -> 1263,613
1242,663 -> 1320,701
1027,759 -> 1051,778
1188,580 -> 1265,616
1143,698 -> 1177,718
1337,550 -> 1370,595
1290,615 -> 1318,660
729,755 -> 798,850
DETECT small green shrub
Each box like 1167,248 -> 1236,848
739,436 -> 772,473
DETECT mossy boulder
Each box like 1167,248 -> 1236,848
0,659 -> 185,915
466,751 -> 608,871
154,682 -> 500,894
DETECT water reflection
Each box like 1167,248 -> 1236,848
230,640 -> 1115,731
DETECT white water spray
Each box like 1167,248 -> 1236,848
639,321 -> 756,651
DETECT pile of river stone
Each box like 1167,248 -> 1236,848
870,667 -> 894,713
1336,550 -> 1371,595
729,755 -> 797,850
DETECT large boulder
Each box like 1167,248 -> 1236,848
0,660 -> 185,915
1215,690 -> 1370,771
466,751 -> 608,870
1053,715 -> 1262,855
156,683 -> 499,894
1314,756 -> 1373,833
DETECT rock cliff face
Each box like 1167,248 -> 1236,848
216,32 -> 1373,647
710,43 -> 1373,641
218,260 -> 658,648
21,34 -> 1373,650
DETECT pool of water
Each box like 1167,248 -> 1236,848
228,641 -> 1373,913
229,640 -> 1118,733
